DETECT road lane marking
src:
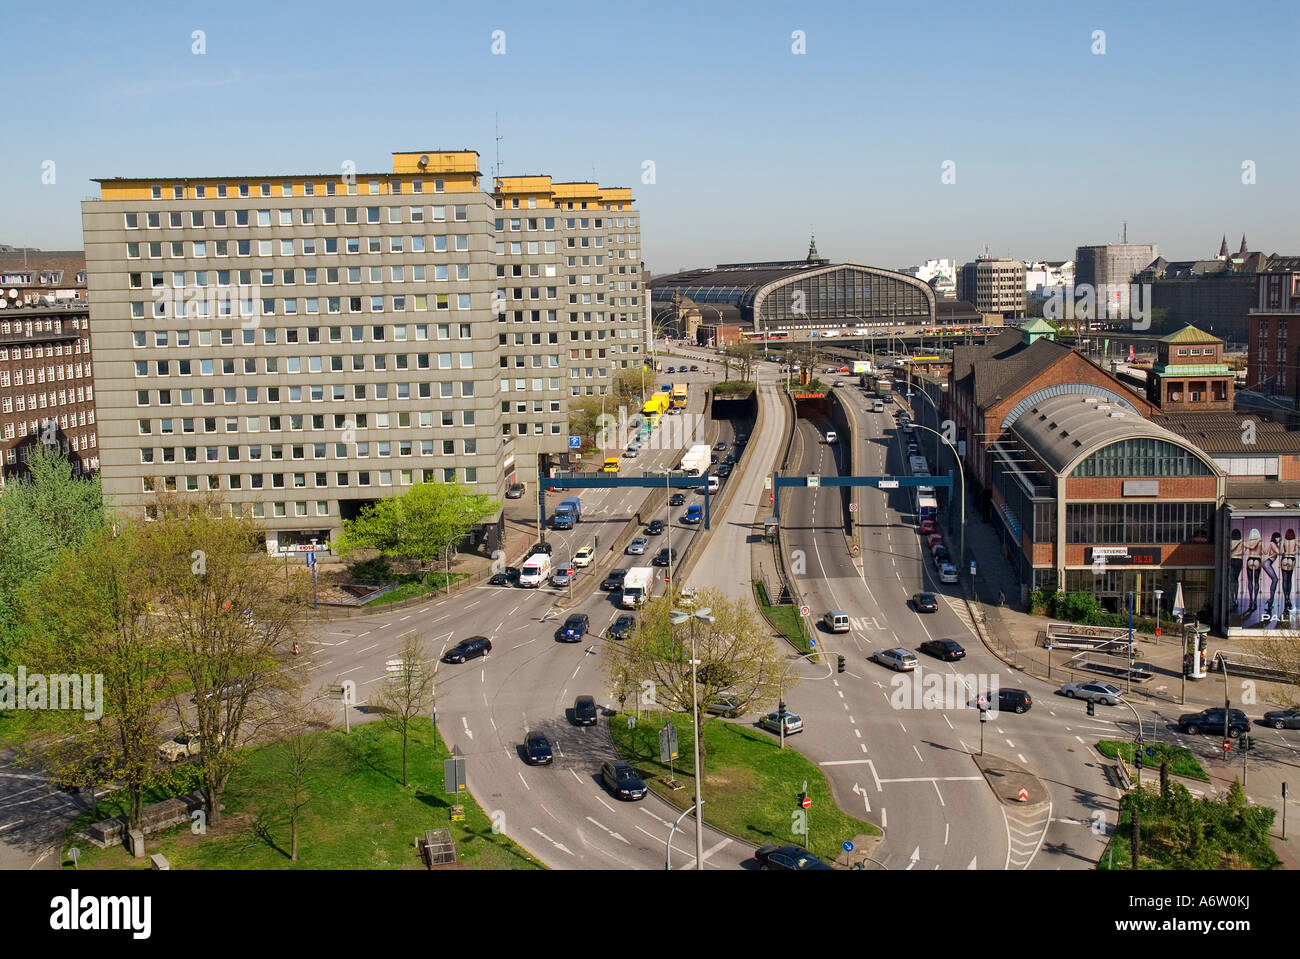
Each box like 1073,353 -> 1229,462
932,781 -> 945,806
517,772 -> 531,791
944,823 -> 950,844
338,665 -> 365,675
357,643 -> 379,654
530,826 -> 574,856
912,745 -> 923,762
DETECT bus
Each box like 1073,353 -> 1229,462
740,330 -> 789,341
670,383 -> 688,409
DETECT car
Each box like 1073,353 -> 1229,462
601,760 -> 647,800
626,536 -> 649,555
834,380 -> 844,387
753,844 -> 835,870
529,541 -> 554,556
669,492 -> 686,506
989,689 -> 1032,713
505,483 -> 526,499
653,547 -> 677,566
735,434 -> 748,446
919,638 -> 965,661
939,563 -> 958,584
758,711 -> 804,735
873,647 -> 919,671
933,545 -> 952,567
723,453 -> 736,465
646,519 -> 664,536
573,546 -> 595,567
488,569 -> 519,587
919,518 -> 936,535
1178,707 -> 1250,737
824,610 -> 851,633
602,569 -> 628,591
191,680 -> 245,705
556,614 -> 590,642
706,693 -> 749,718
903,423 -> 914,434
551,566 -> 574,587
573,695 -> 599,726
624,447 -> 638,458
666,366 -> 675,373
677,585 -> 698,608
159,733 -> 204,763
717,463 -> 733,477
523,732 -> 553,765
1060,681 -> 1123,705
912,592 -> 939,613
907,442 -> 919,456
927,533 -> 945,551
607,614 -> 636,640
690,365 -> 699,372
1263,707 -> 1300,729
443,636 -> 493,664
714,442 -> 728,451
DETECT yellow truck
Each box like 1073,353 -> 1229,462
603,456 -> 621,473
670,383 -> 688,409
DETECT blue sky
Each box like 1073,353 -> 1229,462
4,0 -> 1296,271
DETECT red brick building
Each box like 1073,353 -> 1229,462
1246,256 -> 1300,399
0,304 -> 99,484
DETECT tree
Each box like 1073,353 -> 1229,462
262,702 -> 331,862
16,522 -> 172,836
567,396 -> 605,447
0,446 -> 106,662
371,632 -> 437,787
723,340 -> 758,382
334,481 -> 498,582
143,495 -> 308,825
602,587 -> 793,764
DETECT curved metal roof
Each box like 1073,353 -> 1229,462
1010,392 -> 1218,477
650,261 -> 828,306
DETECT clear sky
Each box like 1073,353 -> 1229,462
3,0 -> 1296,272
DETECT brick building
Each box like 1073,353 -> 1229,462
0,304 -> 99,483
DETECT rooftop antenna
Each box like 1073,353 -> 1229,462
494,112 -> 502,181
1122,220 -> 1127,244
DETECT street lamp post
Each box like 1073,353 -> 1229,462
1154,588 -> 1163,643
1127,591 -> 1135,694
670,606 -> 714,871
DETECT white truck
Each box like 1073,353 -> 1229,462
680,444 -> 711,476
518,552 -> 553,587
622,567 -> 654,608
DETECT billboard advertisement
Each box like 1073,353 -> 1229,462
852,360 -> 871,374
1227,511 -> 1300,634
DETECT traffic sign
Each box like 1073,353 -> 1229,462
842,840 -> 854,852
799,605 -> 810,616
1223,739 -> 1232,752
569,435 -> 582,449
878,479 -> 899,489
807,475 -> 820,488
305,550 -> 317,567
800,796 -> 812,809
849,502 -> 858,512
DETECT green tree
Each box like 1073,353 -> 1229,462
371,632 -> 436,787
0,446 -> 106,662
334,481 -> 498,582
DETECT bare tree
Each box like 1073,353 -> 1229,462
371,631 -> 437,787
263,701 -> 332,862
144,494 -> 308,825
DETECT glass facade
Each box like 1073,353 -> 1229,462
756,268 -> 929,325
1065,502 -> 1214,545
1071,438 -> 1213,477
1065,567 -> 1213,620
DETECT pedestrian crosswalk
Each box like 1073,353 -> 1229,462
944,597 -> 977,634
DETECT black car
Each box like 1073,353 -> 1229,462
735,434 -> 748,445
669,492 -> 686,507
690,365 -> 699,372
933,545 -> 952,567
653,548 -> 677,567
710,453 -> 719,464
523,732 -> 553,765
646,519 -> 664,535
607,614 -> 636,640
1263,707 -> 1300,730
602,569 -> 628,591
601,761 -> 647,800
573,695 -> 598,726
529,541 -> 554,556
714,442 -> 727,451
920,638 -> 965,661
1179,707 -> 1251,737
990,689 -> 1032,713
556,614 -> 590,642
443,636 -> 492,664
912,592 -> 938,613
723,453 -> 736,465
488,569 -> 520,587
717,463 -> 733,477
505,483 -> 526,499
753,844 -> 835,871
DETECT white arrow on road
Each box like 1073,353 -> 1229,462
531,826 -> 574,856
462,717 -> 473,740
967,856 -> 977,869
585,816 -> 631,845
850,782 -> 872,813
906,846 -> 920,871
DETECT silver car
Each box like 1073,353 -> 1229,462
872,648 -> 918,671
1059,681 -> 1123,705
625,536 -> 648,555
758,711 -> 804,735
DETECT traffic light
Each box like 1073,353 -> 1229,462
1086,699 -> 1096,717
837,655 -> 846,674
778,700 -> 787,721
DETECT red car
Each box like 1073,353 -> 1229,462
927,533 -> 945,552
920,519 -> 936,535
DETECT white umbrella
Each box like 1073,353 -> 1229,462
1171,582 -> 1185,620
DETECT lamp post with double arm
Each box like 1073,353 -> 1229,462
670,606 -> 714,871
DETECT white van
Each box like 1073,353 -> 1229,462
872,399 -> 884,413
824,610 -> 851,633
518,552 -> 552,587
824,431 -> 838,444
707,475 -> 720,493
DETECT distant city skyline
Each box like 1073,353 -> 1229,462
2,0 -> 1295,271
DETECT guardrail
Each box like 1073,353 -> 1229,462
1210,649 -> 1300,684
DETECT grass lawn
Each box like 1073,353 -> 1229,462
1096,740 -> 1209,782
610,709 -> 877,863
1098,784 -> 1279,870
754,581 -> 815,656
364,572 -> 468,606
63,719 -> 541,870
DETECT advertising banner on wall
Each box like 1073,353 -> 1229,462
851,360 -> 871,374
1227,510 -> 1300,635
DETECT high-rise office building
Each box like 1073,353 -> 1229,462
957,256 -> 1026,318
1074,243 -> 1157,319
